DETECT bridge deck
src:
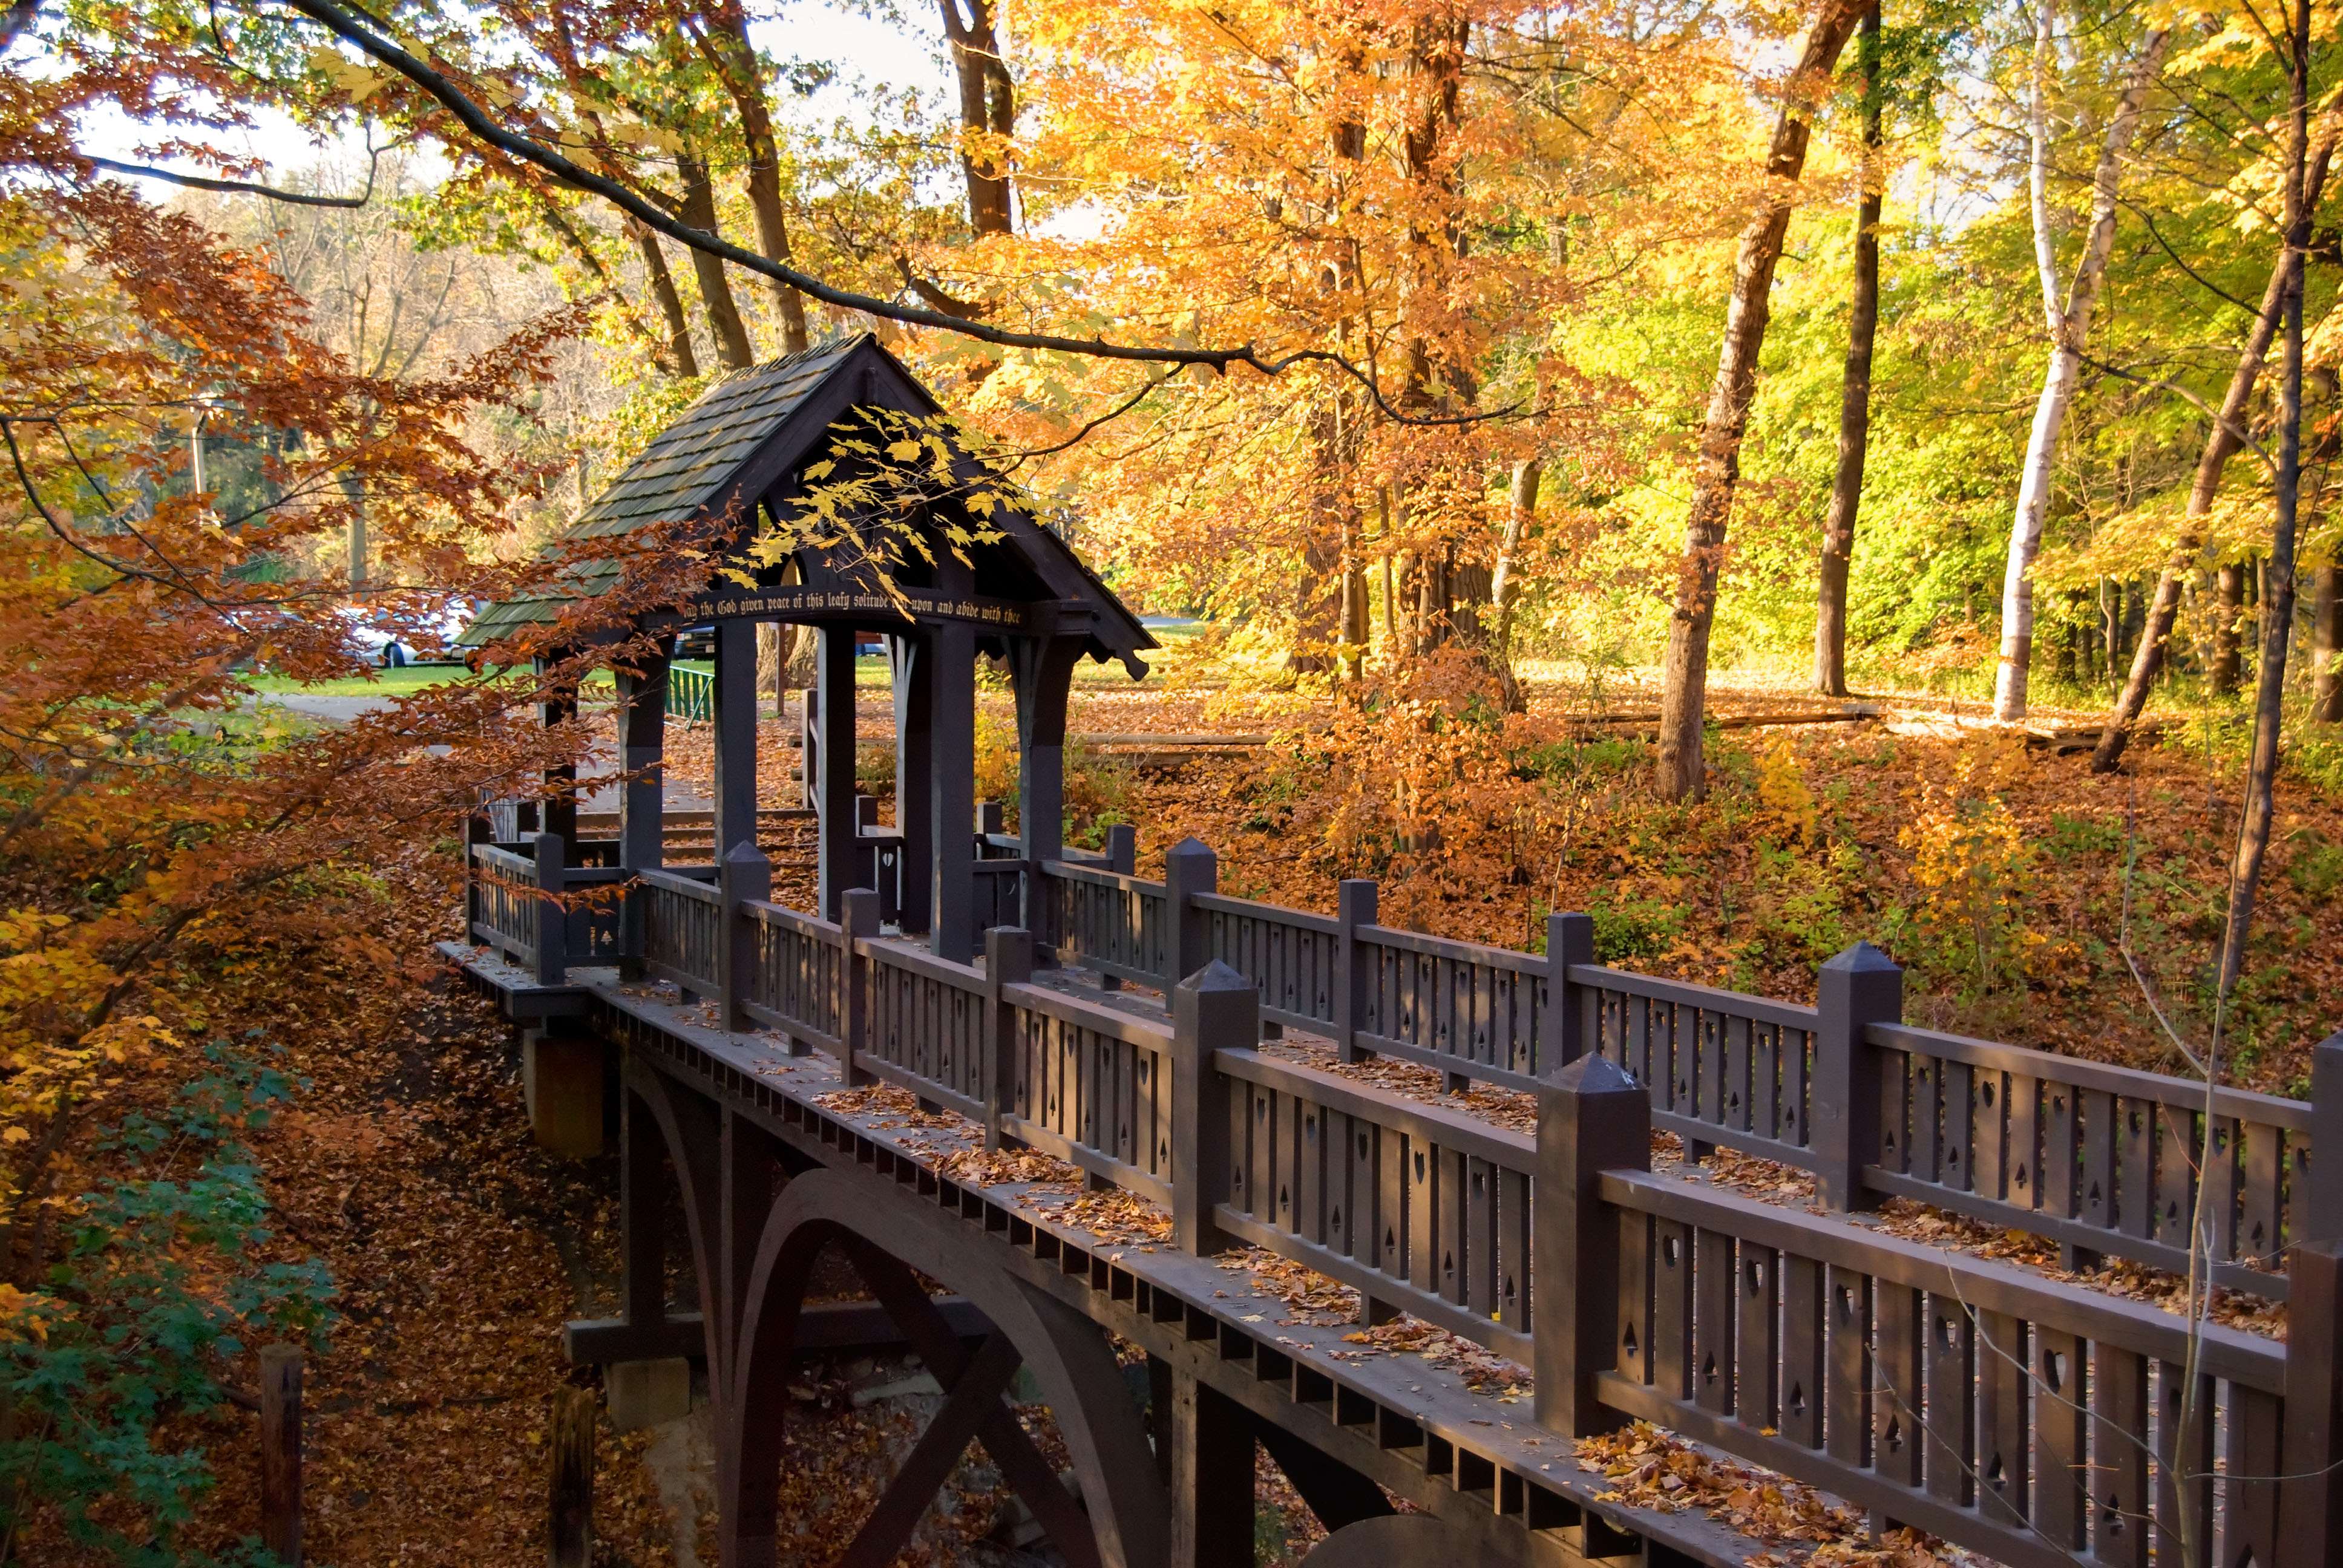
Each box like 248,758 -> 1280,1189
446,940 -> 1777,1568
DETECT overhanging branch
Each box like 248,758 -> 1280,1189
275,0 -> 1520,429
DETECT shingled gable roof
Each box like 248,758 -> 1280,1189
460,334 -> 1155,661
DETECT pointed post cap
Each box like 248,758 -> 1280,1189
1545,1052 -> 1641,1097
1167,835 -> 1215,858
1821,939 -> 1899,974
1177,958 -> 1252,996
724,838 -> 772,867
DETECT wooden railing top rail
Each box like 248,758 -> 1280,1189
1598,1167 -> 2287,1391
1000,980 -> 1174,1048
1193,891 -> 1338,936
1216,1047 -> 1535,1173
473,843 -> 539,880
639,866 -> 722,904
1362,922 -> 1542,971
1870,1019 -> 2311,1129
859,936 -> 986,993
1040,860 -> 1164,896
1567,962 -> 1820,1031
746,899 -> 840,942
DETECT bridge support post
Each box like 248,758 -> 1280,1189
929,622 -> 978,962
1165,1364 -> 1256,1568
1533,1053 -> 1648,1440
720,841 -> 772,1033
1163,838 -> 1217,989
1173,960 -> 1253,1255
712,617 -> 759,867
1544,911 -> 1594,1068
2282,1240 -> 2343,1566
841,888 -> 877,1086
891,634 -> 934,936
984,926 -> 1034,1149
817,625 -> 859,918
1812,941 -> 1900,1213
1334,879 -> 1376,1065
531,831 -> 568,987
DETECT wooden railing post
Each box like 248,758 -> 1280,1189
1163,837 -> 1217,991
258,1343 -> 303,1566
983,926 -> 1034,1149
2282,1238 -> 2343,1566
1172,959 -> 1254,1254
840,888 -> 878,1087
1103,822 -> 1136,875
1334,879 -> 1377,1065
719,840 -> 771,1033
464,808 -> 491,942
532,831 -> 568,987
977,800 -> 1004,844
1544,911 -> 1595,1071
1533,1053 -> 1648,1440
2305,1031 -> 2343,1247
1811,941 -> 1899,1213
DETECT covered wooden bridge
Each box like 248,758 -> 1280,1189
451,337 -> 2343,1568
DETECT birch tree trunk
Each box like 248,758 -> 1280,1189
1654,0 -> 1867,800
1815,0 -> 1883,698
1990,22 -> 2171,722
701,0 -> 810,353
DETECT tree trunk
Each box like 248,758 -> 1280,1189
1490,457 -> 1540,711
697,0 -> 810,353
1815,0 -> 1883,699
677,151 -> 756,370
2092,125 -> 2336,768
2313,563 -> 2342,720
2219,0 -> 2311,999
1992,22 -> 2171,722
940,0 -> 1015,235
1656,0 -> 1867,800
342,471 -> 367,584
630,224 -> 701,379
2212,561 -> 2246,693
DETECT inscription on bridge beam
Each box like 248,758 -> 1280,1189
669,584 -> 1029,630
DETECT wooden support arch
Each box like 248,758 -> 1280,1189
722,1168 -> 1170,1568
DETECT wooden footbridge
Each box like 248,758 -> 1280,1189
451,335 -> 2343,1568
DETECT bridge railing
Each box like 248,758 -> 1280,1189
1023,844 -> 2339,1304
1541,1054 -> 2322,1568
558,836 -> 2343,1566
464,829 -> 628,982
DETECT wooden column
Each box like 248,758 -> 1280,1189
928,622 -> 978,962
890,635 -> 934,935
534,656 -> 579,852
712,618 -> 759,861
616,649 -> 669,872
1011,636 -> 1083,940
621,1088 -> 667,1336
816,624 -> 859,918
616,648 -> 668,981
